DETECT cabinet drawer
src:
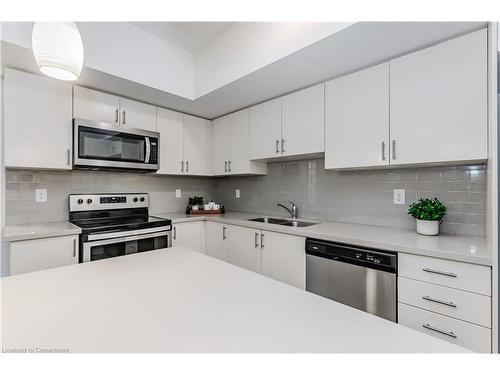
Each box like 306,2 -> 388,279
398,303 -> 491,353
398,253 -> 491,295
398,277 -> 491,328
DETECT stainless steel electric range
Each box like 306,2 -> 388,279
69,193 -> 172,263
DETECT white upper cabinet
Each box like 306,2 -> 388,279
249,98 -> 282,160
4,69 -> 73,170
156,109 -> 210,176
183,114 -> 209,175
211,115 -> 231,175
119,98 -> 157,132
157,108 -> 184,175
325,63 -> 390,169
389,29 -> 487,165
73,86 -> 120,125
212,109 -> 267,176
282,84 -> 325,157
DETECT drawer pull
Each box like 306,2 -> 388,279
422,268 -> 457,278
422,323 -> 457,339
422,296 -> 457,308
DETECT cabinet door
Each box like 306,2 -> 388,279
156,108 -> 184,175
390,29 -> 487,165
211,116 -> 231,175
228,225 -> 262,273
9,235 -> 79,275
261,231 -> 306,289
325,63 -> 390,169
183,115 -> 208,175
120,98 -> 157,131
249,98 -> 282,160
4,69 -> 73,170
282,84 -> 324,157
73,86 -> 120,125
172,222 -> 205,253
228,109 -> 251,175
205,221 -> 229,261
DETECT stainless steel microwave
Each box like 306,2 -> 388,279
73,118 -> 159,172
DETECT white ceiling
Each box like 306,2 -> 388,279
131,22 -> 235,53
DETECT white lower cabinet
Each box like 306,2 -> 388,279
227,225 -> 262,273
398,303 -> 491,353
397,253 -> 492,353
172,222 -> 205,253
205,221 -> 229,261
9,235 -> 79,275
261,231 -> 305,289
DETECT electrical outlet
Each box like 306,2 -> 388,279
175,189 -> 181,198
393,189 -> 405,205
35,189 -> 48,203
235,189 -> 240,199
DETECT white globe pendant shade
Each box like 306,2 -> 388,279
32,22 -> 84,81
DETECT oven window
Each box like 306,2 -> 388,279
90,235 -> 168,261
78,126 -> 145,163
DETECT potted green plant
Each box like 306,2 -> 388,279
408,198 -> 447,236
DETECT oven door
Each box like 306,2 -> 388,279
73,118 -> 159,171
82,230 -> 171,263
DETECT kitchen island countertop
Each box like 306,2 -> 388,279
1,247 -> 468,353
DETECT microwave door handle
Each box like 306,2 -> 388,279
145,137 -> 151,163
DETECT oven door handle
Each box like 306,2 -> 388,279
87,225 -> 171,241
145,137 -> 151,163
82,230 -> 171,262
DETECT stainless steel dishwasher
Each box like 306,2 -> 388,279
306,238 -> 397,322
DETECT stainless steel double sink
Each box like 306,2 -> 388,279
248,217 -> 317,227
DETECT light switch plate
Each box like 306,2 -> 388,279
35,189 -> 48,203
175,189 -> 181,198
393,189 -> 405,205
235,189 -> 240,199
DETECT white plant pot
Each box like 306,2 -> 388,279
416,219 -> 440,236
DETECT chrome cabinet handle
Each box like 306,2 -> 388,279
115,108 -> 119,123
222,226 -> 227,240
224,161 -> 228,173
281,138 -> 285,153
228,160 -> 231,172
122,110 -> 126,125
73,238 -> 77,258
391,139 -> 396,160
254,232 -> 259,248
276,139 -> 280,154
422,268 -> 457,278
67,149 -> 71,166
173,226 -> 177,240
381,141 -> 386,161
186,160 -> 189,173
422,323 -> 457,339
422,296 -> 457,308
260,232 -> 264,249
181,160 -> 184,172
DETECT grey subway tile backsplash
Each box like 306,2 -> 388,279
5,169 -> 216,225
6,160 -> 487,236
213,159 -> 486,236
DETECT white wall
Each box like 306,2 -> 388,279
1,22 -> 195,99
193,22 -> 352,97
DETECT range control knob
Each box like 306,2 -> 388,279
139,197 -> 145,202
133,197 -> 138,202
77,198 -> 84,204
86,198 -> 93,204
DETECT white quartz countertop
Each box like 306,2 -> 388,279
153,211 -> 491,266
3,221 -> 81,242
1,247 -> 467,353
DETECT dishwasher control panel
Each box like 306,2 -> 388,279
306,239 -> 397,273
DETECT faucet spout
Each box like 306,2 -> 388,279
276,201 -> 298,219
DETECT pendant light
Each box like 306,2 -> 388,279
32,22 -> 84,81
